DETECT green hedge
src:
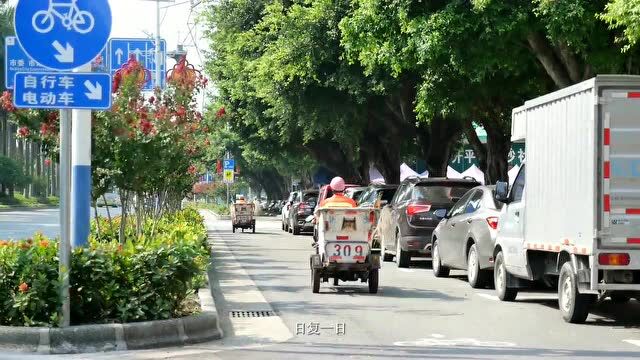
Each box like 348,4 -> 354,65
0,209 -> 210,327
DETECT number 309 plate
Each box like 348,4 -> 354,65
325,242 -> 369,263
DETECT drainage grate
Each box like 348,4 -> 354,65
230,310 -> 275,318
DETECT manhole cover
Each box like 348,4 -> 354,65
230,310 -> 275,318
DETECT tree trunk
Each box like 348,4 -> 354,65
483,122 -> 511,184
461,118 -> 488,174
526,31 -> 572,89
420,117 -> 462,177
306,140 -> 363,183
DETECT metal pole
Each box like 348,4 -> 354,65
71,63 -> 93,248
155,0 -> 162,88
58,109 -> 72,327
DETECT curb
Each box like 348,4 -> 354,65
0,206 -> 58,212
0,284 -> 222,354
207,210 -> 231,221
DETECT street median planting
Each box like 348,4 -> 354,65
0,208 -> 210,328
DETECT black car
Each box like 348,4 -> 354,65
288,189 -> 319,235
378,176 -> 480,268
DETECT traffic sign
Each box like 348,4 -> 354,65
223,169 -> 235,184
13,72 -> 112,110
4,36 -> 48,89
223,159 -> 235,171
109,38 -> 166,90
14,0 -> 112,71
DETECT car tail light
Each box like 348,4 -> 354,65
406,203 -> 431,216
598,253 -> 630,266
486,217 -> 499,230
297,204 -> 308,215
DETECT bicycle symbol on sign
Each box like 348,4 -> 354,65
32,0 -> 95,34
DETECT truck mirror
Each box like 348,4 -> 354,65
495,181 -> 510,203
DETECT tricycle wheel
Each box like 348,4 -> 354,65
232,226 -> 236,233
368,269 -> 379,294
333,277 -> 339,286
312,269 -> 321,293
252,225 -> 256,234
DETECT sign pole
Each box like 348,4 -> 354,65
155,0 -> 163,88
58,109 -> 72,327
71,64 -> 93,248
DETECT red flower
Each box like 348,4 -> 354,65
1,91 -> 16,112
44,159 -> 52,167
216,107 -> 226,118
187,165 -> 197,175
18,283 -> 29,293
148,96 -> 155,104
176,106 -> 187,118
140,119 -> 154,135
17,127 -> 30,138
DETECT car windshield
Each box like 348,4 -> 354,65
413,183 -> 477,203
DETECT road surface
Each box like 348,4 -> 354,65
2,212 -> 640,359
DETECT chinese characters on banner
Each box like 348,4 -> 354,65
449,143 -> 526,173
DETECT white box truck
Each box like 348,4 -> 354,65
493,75 -> 640,323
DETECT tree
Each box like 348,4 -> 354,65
601,0 -> 640,51
0,155 -> 27,197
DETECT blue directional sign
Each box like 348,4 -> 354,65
13,72 -> 112,110
14,0 -> 112,70
109,38 -> 166,90
223,159 -> 235,170
4,36 -> 48,89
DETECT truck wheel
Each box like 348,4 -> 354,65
468,244 -> 489,288
368,269 -> 379,294
395,232 -> 410,268
312,269 -> 321,293
559,262 -> 595,323
381,246 -> 393,262
293,225 -> 300,235
432,240 -> 450,278
494,251 -> 517,301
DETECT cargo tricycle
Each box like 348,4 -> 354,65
310,208 -> 380,294
231,203 -> 255,233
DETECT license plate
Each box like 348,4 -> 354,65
325,242 -> 369,263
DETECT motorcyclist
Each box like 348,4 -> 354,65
236,195 -> 247,204
319,177 -> 357,208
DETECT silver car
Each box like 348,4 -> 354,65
431,186 -> 503,288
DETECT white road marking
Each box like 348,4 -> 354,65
395,334 -> 516,348
431,334 -> 445,339
623,339 -> 640,347
477,293 -> 499,301
399,268 -> 414,273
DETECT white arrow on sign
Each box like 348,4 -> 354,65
84,80 -> 103,101
115,48 -> 124,64
52,41 -> 74,63
132,48 -> 142,60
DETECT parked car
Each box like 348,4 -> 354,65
356,184 -> 399,209
378,177 -> 480,268
431,185 -> 503,288
344,186 -> 368,203
288,189 -> 319,235
282,192 -> 300,231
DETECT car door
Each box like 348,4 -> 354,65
499,165 -> 527,276
439,190 -> 474,266
391,184 -> 413,248
381,184 -> 408,250
450,190 -> 483,268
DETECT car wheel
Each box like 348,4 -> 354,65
232,226 -> 236,233
432,239 -> 449,277
395,231 -> 410,268
293,225 -> 301,235
494,251 -> 517,301
368,269 -> 379,294
467,244 -> 490,289
558,262 -> 595,323
381,245 -> 393,262
282,221 -> 285,231
333,277 -> 339,286
311,268 -> 321,294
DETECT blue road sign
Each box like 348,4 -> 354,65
4,36 -> 48,89
223,159 -> 235,170
14,0 -> 112,70
5,36 -> 108,89
109,38 -> 166,90
13,72 -> 112,110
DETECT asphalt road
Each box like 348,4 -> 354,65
2,212 -> 640,359
0,207 -> 121,240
